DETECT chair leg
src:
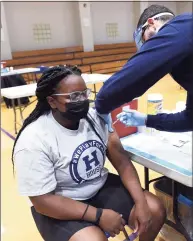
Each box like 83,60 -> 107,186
12,99 -> 17,134
17,98 -> 24,123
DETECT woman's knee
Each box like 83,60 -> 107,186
69,226 -> 108,241
144,191 -> 166,222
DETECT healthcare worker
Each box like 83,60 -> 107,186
95,5 -> 193,132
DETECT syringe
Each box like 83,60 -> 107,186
113,105 -> 130,125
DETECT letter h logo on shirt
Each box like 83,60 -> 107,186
83,150 -> 100,172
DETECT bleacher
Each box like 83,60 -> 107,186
3,42 -> 136,76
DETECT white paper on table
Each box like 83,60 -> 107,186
121,133 -> 192,172
159,131 -> 192,146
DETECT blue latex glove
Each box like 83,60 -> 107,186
96,112 -> 114,133
116,110 -> 147,127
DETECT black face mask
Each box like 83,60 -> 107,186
59,99 -> 89,121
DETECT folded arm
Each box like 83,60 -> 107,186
30,193 -> 97,222
14,148 -> 97,222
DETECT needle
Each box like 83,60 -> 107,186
113,119 -> 119,125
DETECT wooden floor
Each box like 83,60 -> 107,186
1,75 -> 186,241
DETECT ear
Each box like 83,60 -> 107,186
46,96 -> 57,109
147,18 -> 154,26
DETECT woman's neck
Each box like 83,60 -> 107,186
52,111 -> 79,130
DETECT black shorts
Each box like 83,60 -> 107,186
31,173 -> 135,241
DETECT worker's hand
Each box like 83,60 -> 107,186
116,110 -> 147,127
130,202 -> 152,236
96,112 -> 114,133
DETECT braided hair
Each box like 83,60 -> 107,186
12,65 -> 82,166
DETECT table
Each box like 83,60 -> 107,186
121,131 -> 192,241
1,67 -> 40,82
1,84 -> 37,134
82,73 -> 111,99
1,74 -> 109,134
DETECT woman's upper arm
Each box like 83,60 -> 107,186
106,130 -> 129,171
14,148 -> 57,197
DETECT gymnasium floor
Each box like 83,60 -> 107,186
1,74 -> 186,241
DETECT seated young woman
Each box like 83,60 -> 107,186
13,65 -> 166,241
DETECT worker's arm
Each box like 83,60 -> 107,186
95,25 -> 190,114
107,130 -> 151,235
147,93 -> 193,132
117,93 -> 193,132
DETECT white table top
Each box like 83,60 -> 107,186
82,73 -> 111,84
121,132 -> 192,187
1,68 -> 40,77
1,74 -> 109,99
1,83 -> 37,99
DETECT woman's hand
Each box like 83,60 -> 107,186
131,202 -> 152,235
99,209 -> 125,237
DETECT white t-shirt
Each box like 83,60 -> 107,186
14,108 -> 109,200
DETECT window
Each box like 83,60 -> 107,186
33,24 -> 51,43
106,23 -> 119,38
